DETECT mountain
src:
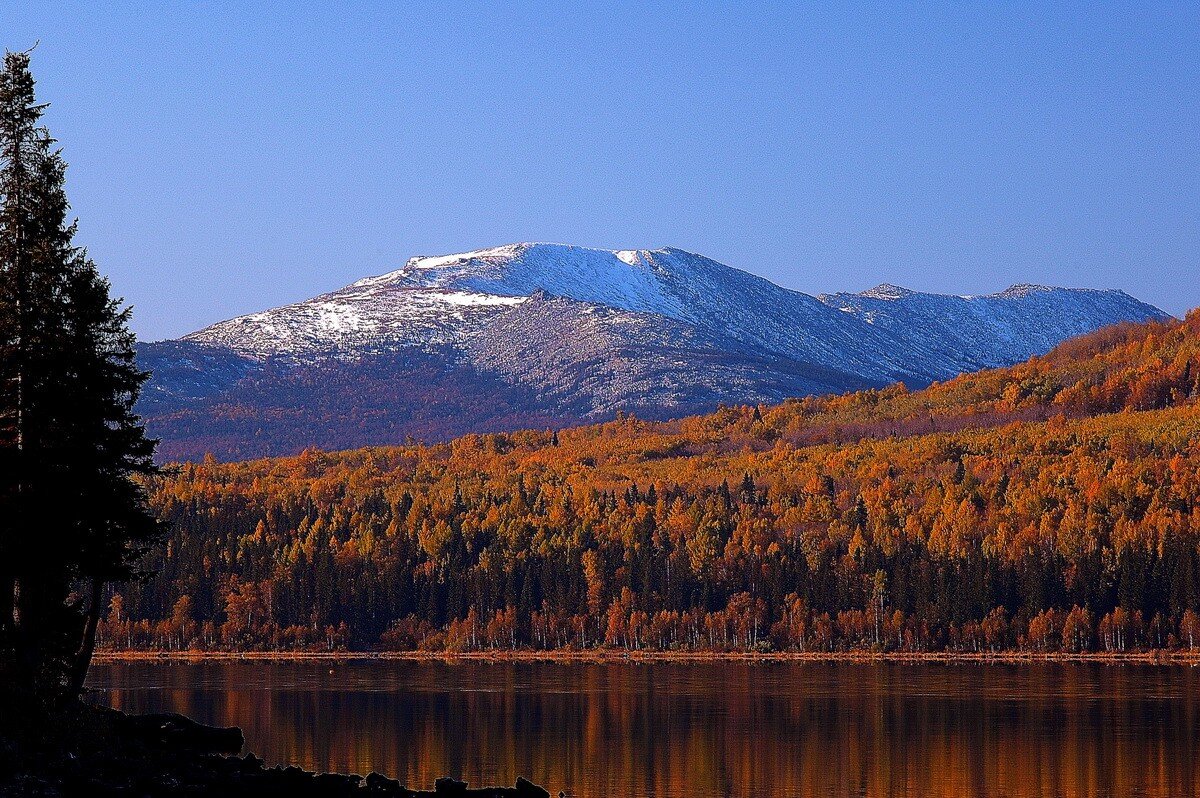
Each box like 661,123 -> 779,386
137,243 -> 1169,460
818,281 -> 1165,375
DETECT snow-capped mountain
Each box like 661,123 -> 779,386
183,244 -> 913,382
139,243 -> 1169,460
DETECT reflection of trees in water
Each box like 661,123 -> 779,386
96,662 -> 1200,798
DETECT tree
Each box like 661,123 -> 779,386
871,569 -> 887,644
1180,609 -> 1200,650
1062,606 -> 1093,653
0,50 -> 160,708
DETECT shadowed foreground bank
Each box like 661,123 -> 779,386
0,705 -> 551,798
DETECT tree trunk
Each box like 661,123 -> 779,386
0,574 -> 14,633
69,577 -> 104,698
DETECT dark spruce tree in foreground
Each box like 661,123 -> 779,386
0,49 -> 159,710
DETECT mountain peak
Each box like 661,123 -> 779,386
405,242 -> 533,270
860,283 -> 917,300
402,243 -> 680,271
997,283 -> 1055,298
346,244 -> 741,323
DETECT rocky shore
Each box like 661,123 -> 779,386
1,706 -> 552,798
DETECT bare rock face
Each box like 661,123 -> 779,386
137,243 -> 1169,460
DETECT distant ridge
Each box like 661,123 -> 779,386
137,243 -> 1169,460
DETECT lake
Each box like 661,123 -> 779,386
87,659 -> 1200,798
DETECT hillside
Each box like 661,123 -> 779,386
136,243 -> 1167,460
106,312 -> 1200,654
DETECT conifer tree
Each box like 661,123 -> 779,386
0,49 -> 160,707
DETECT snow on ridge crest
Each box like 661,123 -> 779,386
351,243 -> 664,291
996,283 -> 1054,298
363,243 -> 700,319
859,283 -> 916,300
406,243 -> 531,271
615,249 -> 648,266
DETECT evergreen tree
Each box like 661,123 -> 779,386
0,50 -> 160,707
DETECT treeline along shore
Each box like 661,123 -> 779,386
92,649 -> 1200,665
104,314 -> 1200,659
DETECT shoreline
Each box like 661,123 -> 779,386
92,649 -> 1200,665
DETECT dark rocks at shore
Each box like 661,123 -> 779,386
109,709 -> 245,754
0,705 -> 551,798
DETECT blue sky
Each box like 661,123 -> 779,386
5,2 -> 1199,340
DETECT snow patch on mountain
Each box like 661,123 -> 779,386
186,280 -> 527,358
859,283 -> 917,300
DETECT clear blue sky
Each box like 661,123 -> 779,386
6,2 -> 1199,340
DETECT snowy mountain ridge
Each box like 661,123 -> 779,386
143,243 -> 1170,460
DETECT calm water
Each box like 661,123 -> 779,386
87,660 -> 1200,798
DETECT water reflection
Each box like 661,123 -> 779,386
87,660 -> 1200,798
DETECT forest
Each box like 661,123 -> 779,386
101,312 -> 1200,655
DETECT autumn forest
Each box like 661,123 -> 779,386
102,312 -> 1200,656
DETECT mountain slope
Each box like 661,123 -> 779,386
463,292 -> 876,416
139,243 -> 1170,460
820,282 -> 1164,376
